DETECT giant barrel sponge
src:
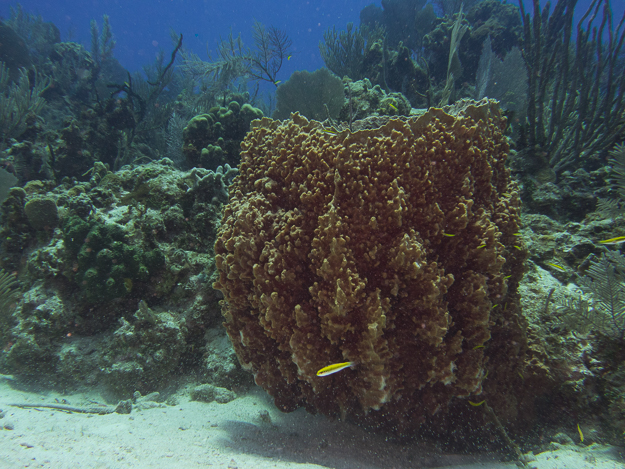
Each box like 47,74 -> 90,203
214,99 -> 529,433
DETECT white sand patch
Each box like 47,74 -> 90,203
525,443 -> 624,469
0,379 -> 622,469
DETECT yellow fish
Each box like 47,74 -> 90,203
577,423 -> 584,442
469,400 -> 485,406
323,128 -> 338,135
599,236 -> 625,245
546,262 -> 566,271
317,361 -> 354,377
388,102 -> 398,111
274,80 -> 282,85
442,232 -> 455,237
287,55 -> 292,60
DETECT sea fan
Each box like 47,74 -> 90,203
597,143 -> 625,217
609,143 -> 625,201
558,251 -> 625,341
0,269 -> 20,316
165,112 -> 185,168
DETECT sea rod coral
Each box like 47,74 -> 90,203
214,99 -> 529,432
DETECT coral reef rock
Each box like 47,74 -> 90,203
0,159 -> 236,396
214,99 -> 530,433
183,102 -> 263,171
339,79 -> 412,123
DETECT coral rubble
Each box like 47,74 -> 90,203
214,99 -> 529,432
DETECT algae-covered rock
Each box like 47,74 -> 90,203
3,282 -> 75,379
190,383 -> 236,404
201,328 -> 253,388
24,197 -> 58,230
0,159 -> 238,397
101,305 -> 187,396
60,214 -> 165,302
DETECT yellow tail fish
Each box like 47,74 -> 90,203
469,400 -> 485,406
599,236 -> 625,245
317,361 -> 354,377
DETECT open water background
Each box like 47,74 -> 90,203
2,0 -> 623,79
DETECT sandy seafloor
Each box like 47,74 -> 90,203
0,378 -> 623,469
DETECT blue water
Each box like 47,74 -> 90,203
0,0 -> 375,77
4,0 -> 622,79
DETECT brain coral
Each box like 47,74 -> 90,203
214,99 -> 529,432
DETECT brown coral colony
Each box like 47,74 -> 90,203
214,99 -> 527,430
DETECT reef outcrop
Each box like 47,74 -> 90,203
214,99 -> 528,432
0,159 -> 241,396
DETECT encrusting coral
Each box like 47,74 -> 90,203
214,98 -> 530,433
